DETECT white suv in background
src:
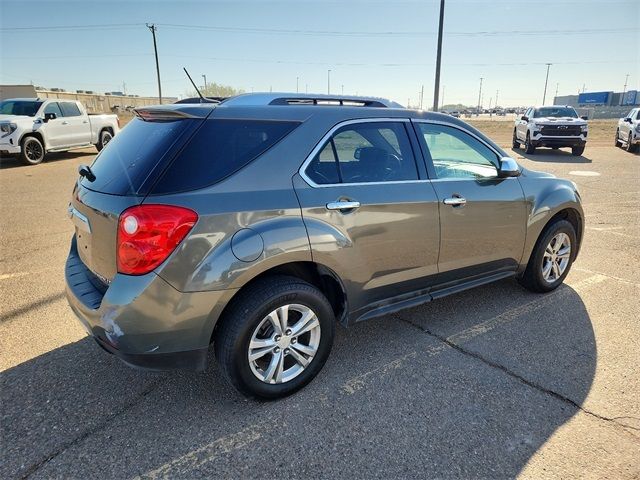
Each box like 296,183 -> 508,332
513,105 -> 588,156
615,107 -> 640,153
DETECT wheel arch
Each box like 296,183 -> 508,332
20,131 -> 46,151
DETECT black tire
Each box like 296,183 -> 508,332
512,129 -> 520,149
524,132 -> 536,154
518,219 -> 577,293
215,275 -> 336,399
572,145 -> 585,156
96,129 -> 113,152
626,132 -> 636,153
614,129 -> 622,148
19,135 -> 45,165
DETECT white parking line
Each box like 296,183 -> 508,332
0,267 -> 57,281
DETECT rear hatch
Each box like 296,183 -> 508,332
69,106 -> 209,282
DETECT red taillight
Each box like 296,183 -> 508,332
117,204 -> 198,275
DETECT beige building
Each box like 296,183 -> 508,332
0,84 -> 176,114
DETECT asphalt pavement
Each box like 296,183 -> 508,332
1,144 -> 638,479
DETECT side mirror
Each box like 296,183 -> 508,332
353,147 -> 362,160
521,115 -> 529,121
44,112 -> 57,122
625,117 -> 632,123
498,157 -> 521,178
580,115 -> 588,121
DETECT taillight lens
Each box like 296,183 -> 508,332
117,204 -> 198,275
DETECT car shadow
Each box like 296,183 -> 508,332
0,150 -> 95,170
1,280 -> 595,479
510,147 -> 592,163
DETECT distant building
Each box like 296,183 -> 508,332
554,89 -> 638,119
0,84 -> 177,113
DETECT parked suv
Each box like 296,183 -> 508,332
615,107 -> 640,152
65,93 -> 584,398
513,105 -> 588,156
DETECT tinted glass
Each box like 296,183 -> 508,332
151,119 -> 300,194
82,117 -> 198,195
60,102 -> 82,117
533,107 -> 578,118
418,123 -> 498,179
43,102 -> 63,117
305,122 -> 418,184
0,100 -> 42,116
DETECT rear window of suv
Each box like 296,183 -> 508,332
149,119 -> 300,194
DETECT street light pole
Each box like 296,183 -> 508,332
621,73 -> 630,104
146,23 -> 162,104
477,77 -> 483,115
327,70 -> 331,95
202,74 -> 207,91
432,0 -> 445,111
542,63 -> 552,105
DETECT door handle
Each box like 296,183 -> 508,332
82,120 -> 88,124
443,196 -> 467,206
326,200 -> 361,211
61,121 -> 69,125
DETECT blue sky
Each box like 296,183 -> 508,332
0,0 -> 638,107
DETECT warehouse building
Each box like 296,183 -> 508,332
554,90 -> 638,119
0,84 -> 177,114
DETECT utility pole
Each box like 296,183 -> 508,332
432,0 -> 445,111
495,89 -> 499,108
327,70 -> 331,95
622,73 -> 630,104
542,63 -> 551,105
419,84 -> 424,109
477,77 -> 483,115
202,74 -> 207,91
441,85 -> 445,111
146,23 -> 162,104
296,76 -> 299,93
341,84 -> 344,95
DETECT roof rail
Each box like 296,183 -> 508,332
221,93 -> 403,108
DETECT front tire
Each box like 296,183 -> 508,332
524,132 -> 536,154
96,129 -> 113,152
626,132 -> 637,153
518,219 -> 576,293
572,145 -> 585,156
512,129 -> 520,149
615,129 -> 622,148
215,275 -> 336,399
19,135 -> 45,165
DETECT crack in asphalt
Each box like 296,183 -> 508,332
399,317 -> 640,438
19,379 -> 164,480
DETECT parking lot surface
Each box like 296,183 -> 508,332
1,141 -> 639,479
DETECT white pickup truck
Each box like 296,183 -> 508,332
0,98 -> 120,165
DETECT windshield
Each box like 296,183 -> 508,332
534,107 -> 578,118
0,100 -> 43,117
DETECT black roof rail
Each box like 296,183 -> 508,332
269,97 -> 389,108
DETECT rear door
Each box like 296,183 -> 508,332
413,120 -> 527,281
294,119 -> 440,315
60,102 -> 91,146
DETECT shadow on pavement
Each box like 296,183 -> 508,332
511,147 -> 592,163
1,280 -> 595,479
0,150 -> 94,170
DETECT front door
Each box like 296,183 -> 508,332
294,119 -> 440,315
413,121 -> 527,279
41,102 -> 67,148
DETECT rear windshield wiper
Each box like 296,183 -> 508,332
78,164 -> 96,182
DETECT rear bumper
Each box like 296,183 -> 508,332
65,236 -> 226,371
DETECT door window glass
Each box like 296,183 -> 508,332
60,102 -> 82,117
305,122 -> 418,184
417,123 -> 499,179
43,102 -> 63,118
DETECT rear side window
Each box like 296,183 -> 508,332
150,119 -> 300,194
82,117 -> 198,195
60,102 -> 82,117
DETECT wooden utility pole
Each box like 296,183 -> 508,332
432,0 -> 445,111
146,23 -> 162,104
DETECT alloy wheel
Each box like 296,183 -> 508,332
248,304 -> 321,384
542,232 -> 571,283
25,139 -> 43,162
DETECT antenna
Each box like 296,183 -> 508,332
183,67 -> 206,103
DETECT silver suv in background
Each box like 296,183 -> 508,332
615,107 -> 640,152
65,93 -> 584,399
513,105 -> 588,156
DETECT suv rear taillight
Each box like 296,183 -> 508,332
117,205 -> 198,275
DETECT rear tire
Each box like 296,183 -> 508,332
518,219 -> 576,293
572,145 -> 585,156
215,275 -> 335,399
615,129 -> 622,148
96,129 -> 113,152
524,132 -> 536,154
626,132 -> 637,153
19,135 -> 45,165
512,129 -> 520,149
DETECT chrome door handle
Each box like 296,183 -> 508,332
326,201 -> 361,211
61,121 -> 69,125
82,120 -> 88,124
443,196 -> 466,206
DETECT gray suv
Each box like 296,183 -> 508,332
65,93 -> 584,399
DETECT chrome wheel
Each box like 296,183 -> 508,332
24,138 -> 44,162
542,232 -> 571,283
101,131 -> 112,147
248,304 -> 321,384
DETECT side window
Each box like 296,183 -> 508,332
417,123 -> 499,180
305,121 -> 418,184
43,102 -> 63,118
60,102 -> 82,117
636,110 -> 640,120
